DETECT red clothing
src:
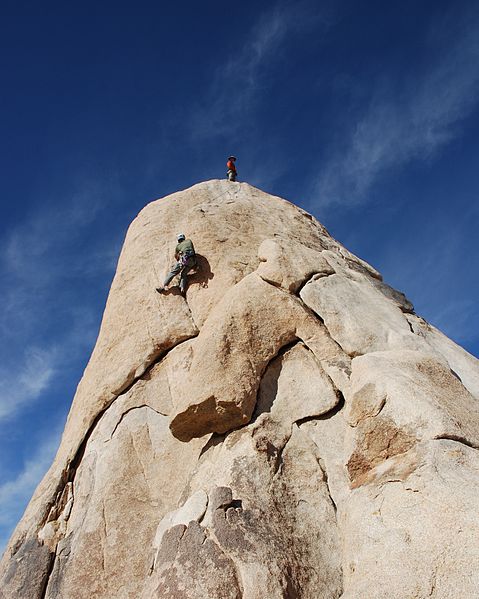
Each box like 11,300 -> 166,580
226,160 -> 236,172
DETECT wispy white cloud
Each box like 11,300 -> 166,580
0,175 -> 121,331
0,346 -> 56,420
0,426 -> 61,556
190,2 -> 327,140
3,186 -> 107,285
0,178 -> 120,424
377,212 -> 479,350
314,12 -> 479,207
0,193 -> 107,549
432,299 -> 478,348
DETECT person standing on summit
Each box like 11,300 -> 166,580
156,234 -> 197,296
226,155 -> 237,181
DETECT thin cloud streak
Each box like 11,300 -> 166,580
1,178 -> 120,336
378,218 -> 479,350
3,188 -> 105,284
189,3 -> 326,140
0,347 -> 56,420
314,16 -> 479,207
0,177 -> 119,424
0,426 -> 61,556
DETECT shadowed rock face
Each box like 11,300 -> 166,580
2,179 -> 479,599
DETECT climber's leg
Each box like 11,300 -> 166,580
164,262 -> 182,286
156,262 -> 182,293
179,259 -> 195,295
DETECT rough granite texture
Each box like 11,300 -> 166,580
1,179 -> 479,599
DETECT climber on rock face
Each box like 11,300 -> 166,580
226,155 -> 237,181
156,233 -> 197,296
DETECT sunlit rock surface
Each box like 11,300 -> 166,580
1,179 -> 479,599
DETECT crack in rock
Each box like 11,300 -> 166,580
36,331 -> 199,566
433,435 -> 479,451
107,405 -> 168,442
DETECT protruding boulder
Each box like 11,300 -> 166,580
256,237 -> 334,292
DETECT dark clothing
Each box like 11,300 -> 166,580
175,239 -> 195,260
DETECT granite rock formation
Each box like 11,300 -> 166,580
1,180 -> 479,599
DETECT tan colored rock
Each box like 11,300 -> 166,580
144,337 -> 345,598
299,411 -> 353,510
256,237 -> 334,292
169,273 -> 347,441
341,440 -> 479,599
155,426 -> 342,599
0,181 -> 331,585
300,270 -> 422,356
254,342 -> 338,424
345,349 -> 479,488
38,358 -> 206,599
349,350 -> 479,438
151,489 -> 208,560
148,521 -> 243,599
406,313 -> 479,398
321,249 -> 414,312
2,179 -> 479,599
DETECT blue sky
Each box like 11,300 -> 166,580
1,0 -> 478,553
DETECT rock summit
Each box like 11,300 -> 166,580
1,180 -> 479,598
